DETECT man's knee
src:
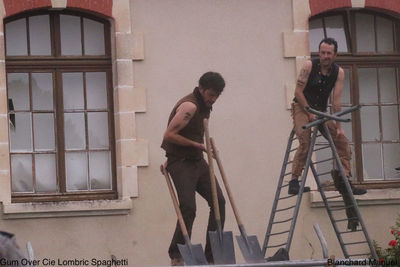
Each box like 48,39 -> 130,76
297,130 -> 311,146
180,203 -> 196,219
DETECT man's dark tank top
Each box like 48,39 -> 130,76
296,58 -> 339,112
161,87 -> 211,160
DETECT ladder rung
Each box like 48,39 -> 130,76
267,242 -> 287,248
348,252 -> 370,257
330,205 -> 354,211
325,195 -> 342,200
285,160 -> 293,165
315,171 -> 331,176
279,194 -> 296,200
290,147 -> 298,152
313,145 -> 330,152
344,241 -> 368,246
339,229 -> 362,234
284,172 -> 292,176
268,230 -> 290,237
313,157 -> 334,164
276,205 -> 296,212
334,217 -> 358,223
280,183 -> 289,188
273,217 -> 293,224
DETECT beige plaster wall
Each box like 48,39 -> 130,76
0,1 -> 399,266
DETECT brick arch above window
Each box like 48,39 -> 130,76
3,0 -> 112,19
309,0 -> 400,17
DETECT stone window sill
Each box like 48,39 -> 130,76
310,189 -> 400,208
1,198 -> 132,219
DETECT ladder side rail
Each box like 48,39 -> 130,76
309,162 -> 349,258
262,130 -> 296,256
285,127 -> 319,252
321,123 -> 378,260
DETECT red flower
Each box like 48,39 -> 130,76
398,231 -> 400,235
389,240 -> 397,247
391,229 -> 395,234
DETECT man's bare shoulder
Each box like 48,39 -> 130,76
303,60 -> 313,71
337,67 -> 345,79
176,101 -> 197,113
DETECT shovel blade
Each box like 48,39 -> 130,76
236,235 -> 265,263
177,243 -> 208,266
209,230 -> 236,264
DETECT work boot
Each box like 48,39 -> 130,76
350,183 -> 367,195
331,170 -> 367,195
288,179 -> 310,195
170,258 -> 184,266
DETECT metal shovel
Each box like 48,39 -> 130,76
203,119 -> 236,264
210,138 -> 265,263
161,165 -> 208,265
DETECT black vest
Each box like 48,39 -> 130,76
301,58 -> 339,112
161,87 -> 211,160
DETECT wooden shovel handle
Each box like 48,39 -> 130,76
210,138 -> 243,227
203,119 -> 221,222
161,165 -> 190,237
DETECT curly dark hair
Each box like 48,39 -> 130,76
199,72 -> 225,94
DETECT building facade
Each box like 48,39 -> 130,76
0,0 -> 399,266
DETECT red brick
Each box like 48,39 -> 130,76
309,0 -> 352,16
67,0 -> 113,18
365,0 -> 400,15
4,0 -> 51,17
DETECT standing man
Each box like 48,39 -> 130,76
289,37 -> 366,196
161,72 -> 226,266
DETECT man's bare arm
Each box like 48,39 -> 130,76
294,60 -> 312,110
163,102 -> 204,150
332,67 -> 345,130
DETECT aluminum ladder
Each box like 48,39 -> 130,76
262,106 -> 378,260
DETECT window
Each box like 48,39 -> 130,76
5,11 -> 116,202
309,10 -> 400,188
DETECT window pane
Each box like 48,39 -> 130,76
88,112 -> 109,149
309,18 -> 324,52
33,113 -> 55,151
66,152 -> 88,191
362,143 -> 383,180
64,113 -> 86,150
325,15 -> 348,52
342,68 -> 351,104
86,72 -> 107,109
379,68 -> 397,103
383,144 -> 400,179
60,15 -> 82,55
11,154 -> 33,192
315,144 -> 333,184
5,18 -> 28,56
10,113 -> 32,152
360,106 -> 380,141
62,73 -> 84,109
89,151 -> 111,190
29,15 -> 51,56
83,18 -> 105,55
35,154 -> 57,192
358,68 -> 378,103
376,16 -> 394,52
342,118 -> 352,141
32,73 -> 53,110
7,73 -> 29,111
381,106 -> 399,141
355,13 -> 375,52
